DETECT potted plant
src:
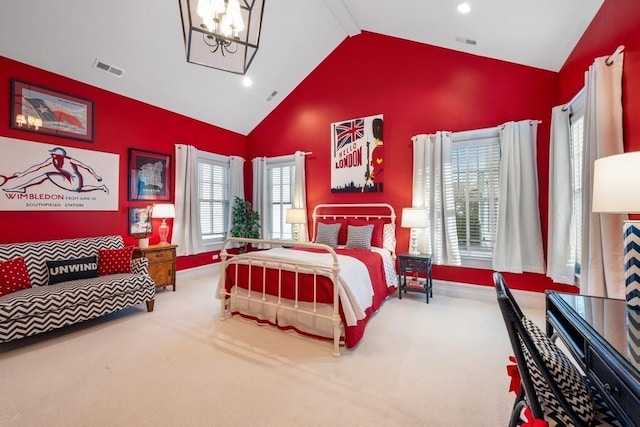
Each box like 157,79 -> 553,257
230,196 -> 261,253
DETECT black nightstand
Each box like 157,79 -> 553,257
397,253 -> 433,303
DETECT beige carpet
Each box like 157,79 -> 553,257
0,267 -> 545,427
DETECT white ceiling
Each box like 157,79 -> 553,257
0,0 -> 604,136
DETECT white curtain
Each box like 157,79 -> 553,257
411,132 -> 460,265
251,157 -> 269,249
493,121 -> 545,273
173,144 -> 205,256
293,151 -> 309,242
581,52 -> 626,298
226,156 -> 245,248
547,107 -> 575,284
252,153 -> 308,245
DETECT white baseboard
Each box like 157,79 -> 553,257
176,264 -> 546,311
176,263 -> 220,281
433,279 -> 545,311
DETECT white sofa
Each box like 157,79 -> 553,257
0,235 -> 155,342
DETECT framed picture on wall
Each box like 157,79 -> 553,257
10,79 -> 94,142
128,206 -> 153,237
128,148 -> 172,201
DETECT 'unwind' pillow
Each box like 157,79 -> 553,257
47,256 -> 99,285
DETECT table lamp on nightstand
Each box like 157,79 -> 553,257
592,152 -> 640,310
152,203 -> 176,246
401,207 -> 428,255
286,208 -> 306,242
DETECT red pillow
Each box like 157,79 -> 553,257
98,246 -> 134,275
0,257 -> 32,297
317,219 -> 348,245
349,218 -> 385,248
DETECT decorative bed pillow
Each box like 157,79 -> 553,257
382,223 -> 396,252
315,222 -> 341,247
98,246 -> 134,275
0,256 -> 32,297
346,224 -> 374,250
349,218 -> 385,248
317,219 -> 348,245
46,256 -> 99,285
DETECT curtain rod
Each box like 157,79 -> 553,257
606,45 -> 625,65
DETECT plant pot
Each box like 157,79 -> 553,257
138,237 -> 150,249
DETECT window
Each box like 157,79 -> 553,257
569,91 -> 585,276
267,163 -> 295,240
197,152 -> 229,245
451,130 -> 500,260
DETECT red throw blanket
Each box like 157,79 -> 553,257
224,247 -> 395,348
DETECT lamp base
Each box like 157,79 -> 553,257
624,220 -> 640,310
158,220 -> 170,246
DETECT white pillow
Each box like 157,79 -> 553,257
382,223 -> 396,252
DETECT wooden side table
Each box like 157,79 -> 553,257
397,253 -> 433,303
133,244 -> 177,291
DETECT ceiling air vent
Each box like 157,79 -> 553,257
455,36 -> 477,46
92,59 -> 125,78
266,90 -> 278,102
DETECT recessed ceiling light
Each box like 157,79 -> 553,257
457,2 -> 471,14
242,77 -> 253,87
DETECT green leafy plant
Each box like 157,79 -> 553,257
230,196 -> 261,252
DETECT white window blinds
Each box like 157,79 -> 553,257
451,132 -> 500,259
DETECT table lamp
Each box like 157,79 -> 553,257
152,203 -> 176,246
401,207 -> 428,255
592,151 -> 640,309
285,208 -> 306,242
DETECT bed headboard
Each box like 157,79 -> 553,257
311,203 -> 397,255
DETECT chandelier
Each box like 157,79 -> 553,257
179,0 -> 265,75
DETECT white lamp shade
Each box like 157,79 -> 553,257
285,208 -> 306,224
401,208 -> 428,228
593,152 -> 640,213
152,203 -> 176,219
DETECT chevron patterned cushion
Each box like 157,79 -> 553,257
46,256 -> 98,285
521,316 -> 595,425
315,222 -> 341,247
346,224 -> 374,250
0,257 -> 32,297
98,247 -> 134,275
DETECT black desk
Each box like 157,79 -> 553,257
545,292 -> 640,426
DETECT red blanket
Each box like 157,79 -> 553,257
224,247 -> 395,348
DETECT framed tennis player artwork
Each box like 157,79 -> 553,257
10,79 -> 94,142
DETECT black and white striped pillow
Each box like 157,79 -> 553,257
346,224 -> 374,250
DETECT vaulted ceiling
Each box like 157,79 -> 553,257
0,0 -> 604,135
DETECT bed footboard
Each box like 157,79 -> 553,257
218,238 -> 342,356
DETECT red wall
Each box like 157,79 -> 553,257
247,31 -> 575,293
558,0 -> 640,154
0,56 -> 247,271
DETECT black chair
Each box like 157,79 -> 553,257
493,272 -> 620,427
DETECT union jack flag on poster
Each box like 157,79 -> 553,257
334,118 -> 364,151
331,114 -> 383,193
